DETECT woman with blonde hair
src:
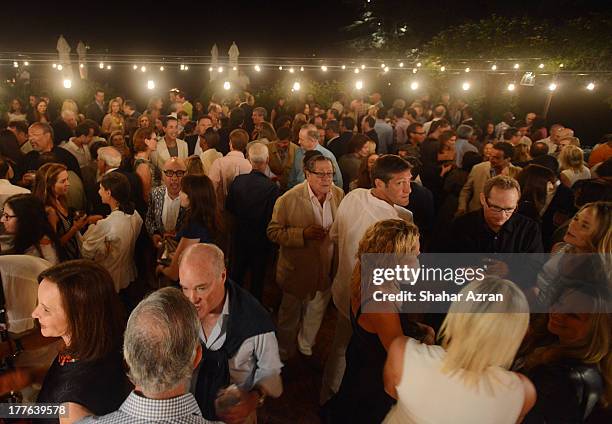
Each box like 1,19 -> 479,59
559,145 -> 591,188
33,163 -> 89,260
383,277 -> 535,424
517,283 -> 611,422
101,98 -> 125,135
330,219 -> 434,423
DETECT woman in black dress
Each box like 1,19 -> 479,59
329,220 -> 435,423
32,260 -> 127,422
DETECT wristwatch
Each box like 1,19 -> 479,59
252,386 -> 266,407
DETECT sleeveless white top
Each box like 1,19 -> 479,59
383,338 -> 524,424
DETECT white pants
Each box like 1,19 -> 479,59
277,289 -> 331,359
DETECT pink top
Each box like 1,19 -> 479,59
208,151 -> 252,208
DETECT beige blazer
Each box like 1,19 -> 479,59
151,137 -> 188,171
458,161 -> 522,212
267,181 -> 344,299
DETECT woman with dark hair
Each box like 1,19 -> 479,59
339,133 -> 371,192
156,174 -> 222,281
351,152 -> 379,190
81,172 -> 142,293
517,164 -> 557,222
517,284 -> 611,423
270,97 -> 287,125
1,194 -> 59,263
32,99 -> 50,124
132,127 -> 159,201
32,260 -> 127,422
4,98 -> 27,123
34,163 -> 88,261
481,121 -> 497,144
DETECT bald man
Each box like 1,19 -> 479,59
179,244 -> 283,423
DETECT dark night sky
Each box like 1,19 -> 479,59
4,0 -> 611,57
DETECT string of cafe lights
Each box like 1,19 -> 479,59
1,54 -> 608,93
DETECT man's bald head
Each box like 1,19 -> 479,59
97,146 -> 122,169
163,157 -> 187,171
180,243 -> 225,281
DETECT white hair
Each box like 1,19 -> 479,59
124,287 -> 200,395
247,142 -> 269,164
61,109 -> 76,120
97,146 -> 122,168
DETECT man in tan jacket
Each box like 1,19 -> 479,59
457,142 -> 521,214
267,151 -> 344,360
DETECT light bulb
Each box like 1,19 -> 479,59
223,81 -> 231,90
586,82 -> 595,91
63,79 -> 72,89
507,83 -> 516,91
147,80 -> 155,90
548,83 -> 557,91
462,82 -> 470,91
355,80 -> 363,90
321,65 -> 327,72
491,64 -> 497,71
410,81 -> 419,90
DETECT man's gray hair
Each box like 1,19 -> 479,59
124,287 -> 200,395
300,123 -> 320,142
97,146 -> 122,168
456,124 -> 474,139
61,109 -> 76,120
248,142 -> 269,164
253,107 -> 268,119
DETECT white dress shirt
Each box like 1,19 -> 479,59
61,138 -> 91,168
330,188 -> 413,318
81,210 -> 143,292
307,182 -> 334,281
0,179 -> 30,210
162,191 -> 181,234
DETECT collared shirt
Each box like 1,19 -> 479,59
307,182 -> 334,282
200,148 -> 223,175
287,144 -> 343,189
162,190 -> 181,233
395,117 -> 411,145
194,294 -> 283,398
330,188 -> 413,318
80,392 -> 213,424
0,179 -> 30,210
446,209 -> 544,254
208,151 -> 252,204
374,119 -> 394,154
61,138 -> 91,168
454,138 -> 479,167
194,135 -> 204,156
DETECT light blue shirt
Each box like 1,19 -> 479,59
374,119 -> 394,154
287,144 -> 343,189
454,138 -> 479,168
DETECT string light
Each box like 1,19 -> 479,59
184,65 -> 189,70
292,81 -> 301,91
133,65 -> 138,70
182,64 -> 187,71
23,61 -> 29,66
278,66 -> 283,70
410,81 -> 419,90
440,66 -> 446,72
538,63 -> 545,69
462,82 -> 471,91
341,65 -> 346,70
106,65 -> 111,70
354,68 -> 360,74
361,64 -> 366,69
52,63 -> 57,68
140,66 -> 146,72
254,65 -> 261,72
147,80 -> 155,90
79,64 -> 84,69
559,63 -> 565,68
63,79 -> 72,89
412,68 -> 417,74
513,63 -> 520,69
289,67 -> 295,73
300,66 -> 304,72
57,64 -> 63,71
232,66 -> 237,71
355,80 -> 363,90
160,66 -> 165,71
507,83 -> 516,91
99,62 -> 104,69
416,62 -> 422,67
218,66 -> 223,73
548,83 -> 557,91
491,64 -> 497,71
321,65 -> 327,72
380,64 -> 386,68
223,81 -> 231,90
586,82 -> 595,91
13,61 -> 18,68
465,67 -> 470,73
384,66 -> 389,73
207,66 -> 212,71
399,62 -> 404,67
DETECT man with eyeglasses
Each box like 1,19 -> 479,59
145,157 -> 187,247
268,151 -> 344,361
444,175 -> 543,258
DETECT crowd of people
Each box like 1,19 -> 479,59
0,86 -> 610,423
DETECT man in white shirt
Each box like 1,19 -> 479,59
267,153 -> 344,360
179,244 -> 283,424
61,122 -> 93,168
0,156 -> 29,210
320,155 -> 414,405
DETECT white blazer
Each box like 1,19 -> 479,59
81,210 -> 143,292
151,137 -> 189,171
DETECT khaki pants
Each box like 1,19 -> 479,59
276,289 -> 331,359
319,311 -> 353,405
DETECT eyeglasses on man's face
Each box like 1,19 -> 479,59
163,170 -> 186,178
484,198 -> 516,215
308,171 -> 335,179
